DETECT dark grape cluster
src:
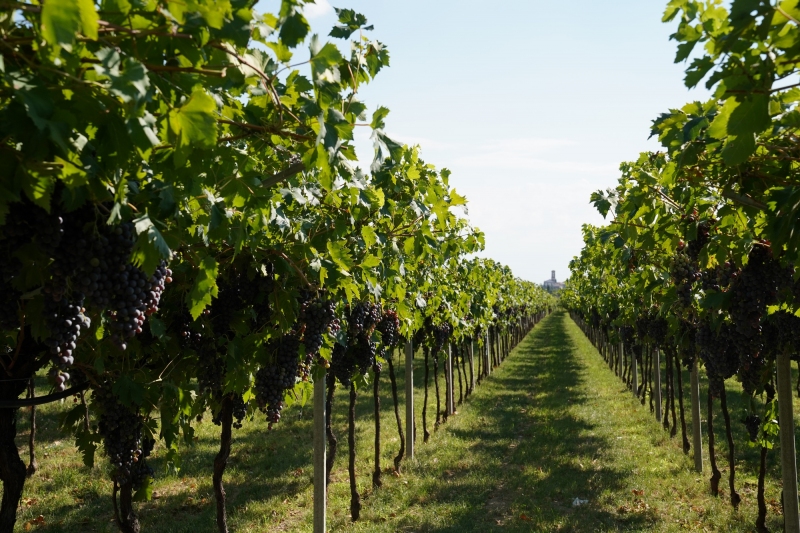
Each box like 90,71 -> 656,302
729,245 -> 791,338
211,273 -> 247,333
670,252 -> 699,307
352,335 -> 377,373
177,312 -> 206,349
761,311 -> 800,380
0,280 -> 19,330
251,264 -> 275,326
635,313 -> 651,341
619,325 -> 634,344
331,342 -> 357,386
94,385 -> 152,489
717,262 -> 739,290
51,214 -> 172,351
2,202 -> 65,262
197,343 -> 225,398
212,394 -> 248,429
696,320 -> 740,380
231,394 -> 247,429
677,319 -> 698,369
106,261 -> 171,350
376,310 -> 400,348
687,220 -> 711,259
299,299 -> 337,355
742,413 -> 761,443
648,316 -> 668,346
43,295 -> 91,390
347,301 -> 381,338
254,333 -> 301,428
432,322 -> 452,355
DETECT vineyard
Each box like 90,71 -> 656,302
0,0 -> 555,532
561,1 -> 800,532
7,0 -> 800,532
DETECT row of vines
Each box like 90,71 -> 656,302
562,1 -> 800,531
0,1 -> 554,532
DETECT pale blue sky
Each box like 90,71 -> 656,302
261,0 -> 711,284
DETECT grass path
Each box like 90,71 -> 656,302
11,310 -> 787,531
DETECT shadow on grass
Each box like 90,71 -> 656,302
382,311 -> 655,533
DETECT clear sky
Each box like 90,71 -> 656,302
260,0 -> 711,284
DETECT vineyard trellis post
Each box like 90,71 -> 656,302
777,350 -> 800,532
690,359 -> 703,473
468,340 -> 475,391
446,344 -> 454,416
485,333 -> 491,376
313,375 -> 326,533
631,348 -> 638,399
405,340 -> 415,459
618,338 -> 623,379
654,347 -> 663,423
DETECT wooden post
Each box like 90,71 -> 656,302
631,346 -> 638,398
405,340 -> 414,459
485,332 -> 491,376
690,359 -> 703,473
777,351 -> 800,532
313,375 -> 326,533
618,340 -> 623,379
468,341 -> 475,391
654,347 -> 662,422
446,344 -> 454,416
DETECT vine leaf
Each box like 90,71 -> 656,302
41,0 -> 98,50
132,476 -> 154,502
166,89 -> 219,167
707,94 -> 770,164
75,426 -> 100,469
113,375 -> 146,407
187,256 -> 219,319
327,241 -> 355,274
132,214 -> 171,275
329,8 -> 372,39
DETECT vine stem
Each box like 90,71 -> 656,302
756,446 -> 769,532
387,354 -> 404,472
348,384 -> 361,521
707,386 -> 721,496
212,395 -> 234,533
325,373 -> 337,487
433,351 -> 442,428
372,363 -> 382,489
422,347 -> 430,443
26,379 -> 36,477
718,386 -> 741,509
674,350 -> 690,454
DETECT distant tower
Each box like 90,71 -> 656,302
543,270 -> 564,292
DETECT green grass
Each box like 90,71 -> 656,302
7,310 -> 795,531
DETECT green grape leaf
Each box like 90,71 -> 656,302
112,375 -> 146,407
361,226 -> 377,248
41,0 -> 98,49
132,475 -> 154,502
327,241 -> 355,274
187,256 -> 219,319
75,426 -> 100,469
371,106 -> 390,129
329,8 -> 372,39
166,89 -> 218,167
132,214 -> 172,275
279,11 -> 310,48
